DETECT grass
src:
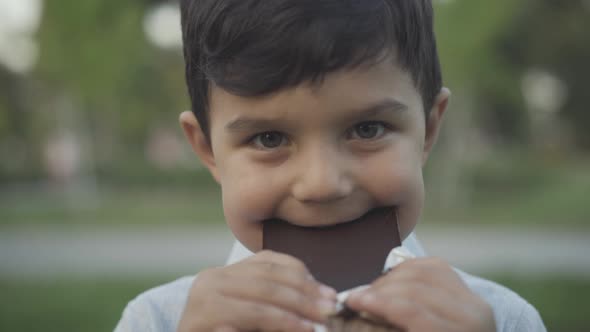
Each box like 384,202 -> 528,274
0,276 -> 174,332
0,275 -> 587,332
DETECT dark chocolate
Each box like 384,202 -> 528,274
263,207 -> 400,291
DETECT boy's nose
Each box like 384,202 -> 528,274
291,148 -> 353,204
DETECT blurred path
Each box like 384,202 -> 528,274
1,225 -> 589,279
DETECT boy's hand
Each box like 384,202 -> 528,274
177,250 -> 337,332
346,257 -> 496,332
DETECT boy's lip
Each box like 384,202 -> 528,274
265,206 -> 391,228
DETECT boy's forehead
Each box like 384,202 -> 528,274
209,58 -> 422,119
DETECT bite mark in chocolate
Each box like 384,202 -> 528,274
263,207 -> 401,291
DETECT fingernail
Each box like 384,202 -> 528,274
319,285 -> 337,299
317,299 -> 337,316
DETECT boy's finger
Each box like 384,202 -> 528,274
247,260 -> 337,300
241,252 -> 338,301
345,294 -> 446,331
384,257 -> 463,288
373,258 -> 467,299
249,250 -> 309,273
349,280 -> 464,325
221,297 -> 316,332
337,276 -> 495,332
222,277 -> 336,322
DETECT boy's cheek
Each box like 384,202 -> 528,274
397,203 -> 423,241
222,173 -> 281,219
372,171 -> 424,240
220,179 -> 279,251
226,215 -> 263,252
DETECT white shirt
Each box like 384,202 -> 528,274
114,233 -> 547,332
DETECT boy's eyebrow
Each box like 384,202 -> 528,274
225,98 -> 408,132
225,117 -> 286,132
354,98 -> 408,118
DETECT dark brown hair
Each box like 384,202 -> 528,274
180,0 -> 442,138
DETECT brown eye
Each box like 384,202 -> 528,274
352,122 -> 385,139
252,131 -> 286,149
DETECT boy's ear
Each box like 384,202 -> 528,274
179,111 -> 220,183
422,87 -> 450,166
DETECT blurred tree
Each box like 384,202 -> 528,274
34,0 -> 187,169
430,0 -> 524,207
0,68 -> 18,138
0,67 -> 40,179
435,0 -> 529,145
496,0 -> 590,149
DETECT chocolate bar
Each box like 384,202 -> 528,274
263,207 -> 400,291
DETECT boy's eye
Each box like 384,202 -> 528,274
350,122 -> 387,140
251,131 -> 287,149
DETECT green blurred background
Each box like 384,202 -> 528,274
0,0 -> 588,331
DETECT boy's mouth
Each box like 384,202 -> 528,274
265,206 -> 388,229
262,207 -> 401,291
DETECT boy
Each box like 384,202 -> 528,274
116,0 -> 546,331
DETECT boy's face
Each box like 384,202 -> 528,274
181,58 -> 449,252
